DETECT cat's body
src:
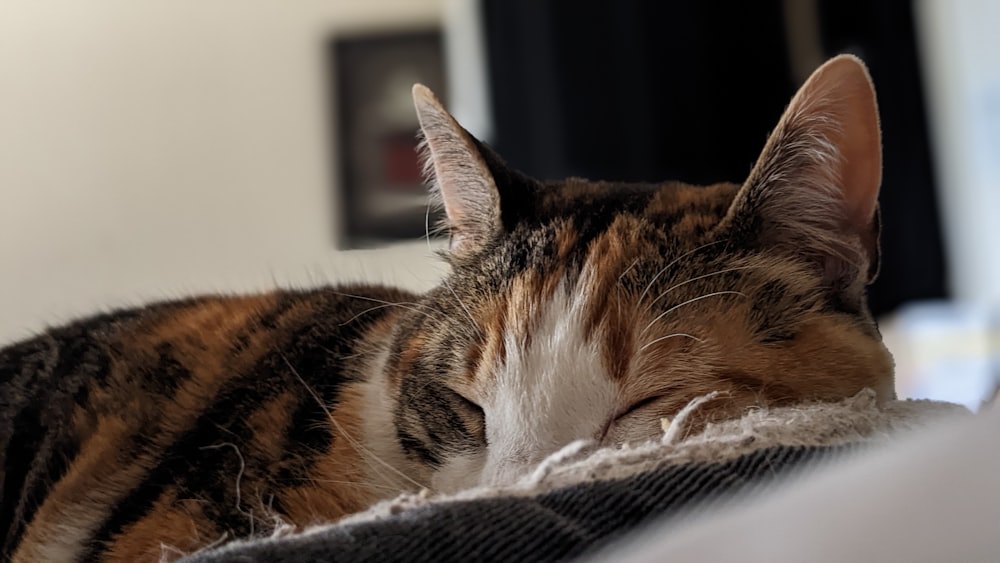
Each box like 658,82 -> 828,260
0,288 -> 420,560
1,55 -> 894,561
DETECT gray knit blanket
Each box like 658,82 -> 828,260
181,390 -> 966,563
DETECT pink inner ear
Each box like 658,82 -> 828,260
731,55 -> 884,285
800,56 -> 883,234
740,55 -> 883,239
808,57 -> 883,281
412,84 -> 500,254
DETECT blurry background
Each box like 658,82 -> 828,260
0,0 -> 996,407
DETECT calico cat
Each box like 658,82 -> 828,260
0,54 -> 894,561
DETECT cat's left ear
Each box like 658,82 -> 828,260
412,84 -> 501,254
725,54 -> 882,287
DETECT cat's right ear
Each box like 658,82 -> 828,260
723,55 -> 883,288
412,84 -> 501,254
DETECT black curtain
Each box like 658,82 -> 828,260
481,0 -> 946,316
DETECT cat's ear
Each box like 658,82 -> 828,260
726,54 -> 882,287
412,84 -> 501,254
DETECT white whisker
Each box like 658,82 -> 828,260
616,258 -> 641,318
640,291 -> 747,336
424,197 -> 433,252
281,354 -> 431,492
639,333 -> 704,352
644,265 -> 756,312
328,291 -> 442,325
617,258 -> 641,285
443,279 -> 482,337
636,240 -> 725,307
339,301 -> 442,327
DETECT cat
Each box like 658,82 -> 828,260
0,54 -> 894,562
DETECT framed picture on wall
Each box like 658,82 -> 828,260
329,29 -> 448,248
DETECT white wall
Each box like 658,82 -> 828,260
0,0 -> 448,343
916,0 -> 1000,304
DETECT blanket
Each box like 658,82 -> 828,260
182,390 -> 966,562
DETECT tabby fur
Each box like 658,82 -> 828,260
0,55 -> 894,561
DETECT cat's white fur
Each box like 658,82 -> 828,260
434,271 -> 618,491
358,346 -> 431,495
411,54 -> 882,494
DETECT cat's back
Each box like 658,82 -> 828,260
0,284 -> 415,561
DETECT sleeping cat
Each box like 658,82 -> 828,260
0,54 -> 893,561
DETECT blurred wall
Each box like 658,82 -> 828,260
916,0 -> 1000,305
0,0 -> 447,343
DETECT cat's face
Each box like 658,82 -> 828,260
387,55 -> 894,492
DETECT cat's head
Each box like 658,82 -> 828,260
387,55 -> 894,491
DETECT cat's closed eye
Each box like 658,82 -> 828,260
598,395 -> 666,442
614,395 -> 664,423
447,388 -> 487,443
449,388 -> 483,416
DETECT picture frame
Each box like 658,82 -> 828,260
329,29 -> 448,248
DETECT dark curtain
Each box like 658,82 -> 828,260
481,0 -> 946,316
